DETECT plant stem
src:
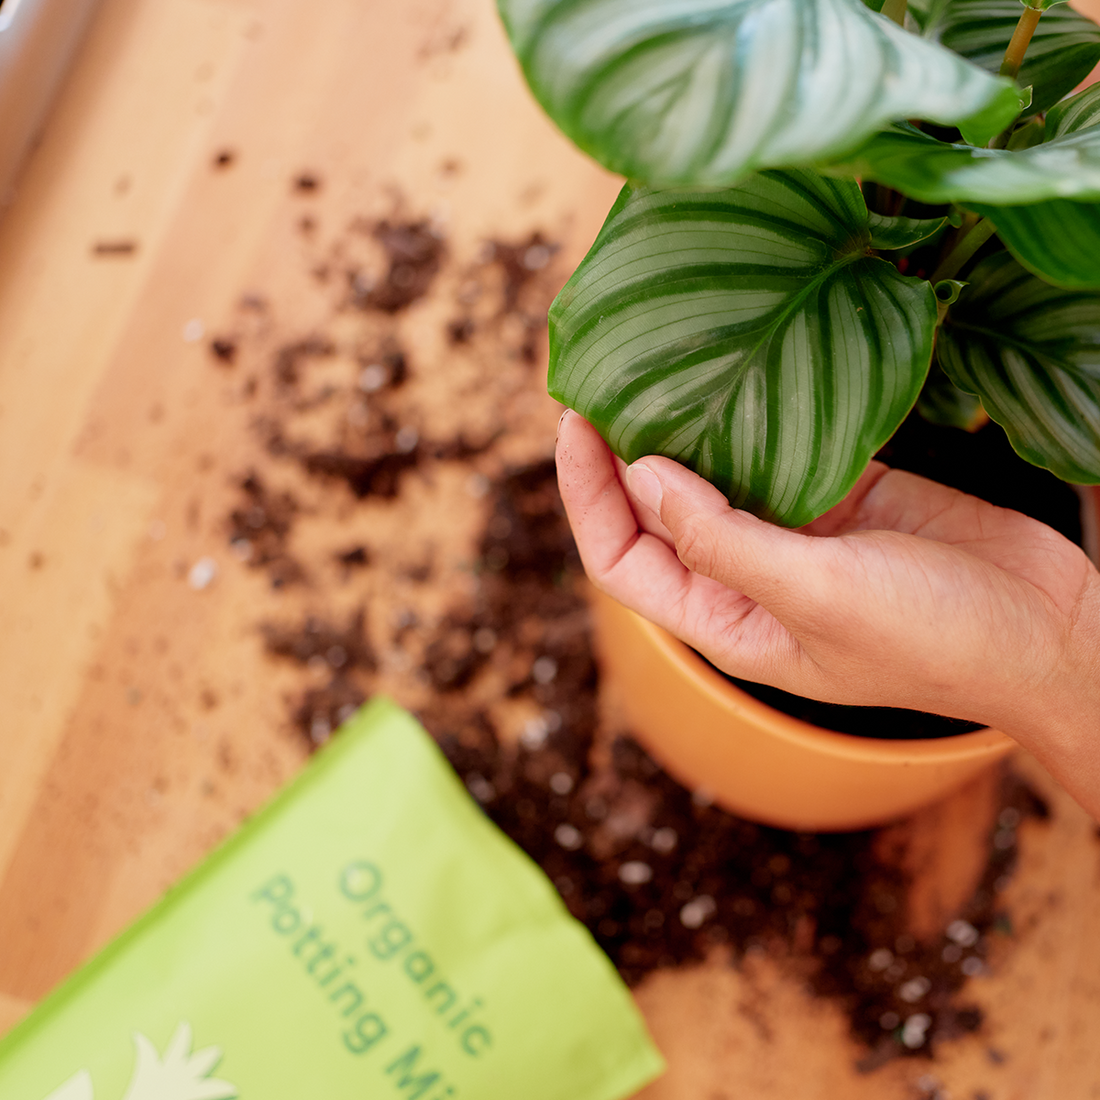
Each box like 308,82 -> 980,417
880,0 -> 908,26
930,217 -> 997,283
1000,4 -> 1043,81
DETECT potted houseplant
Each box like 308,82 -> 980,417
495,0 -> 1100,829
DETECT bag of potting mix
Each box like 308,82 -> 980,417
0,697 -> 663,1099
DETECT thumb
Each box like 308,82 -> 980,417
624,457 -> 831,618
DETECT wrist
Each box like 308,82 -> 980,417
995,570 -> 1100,820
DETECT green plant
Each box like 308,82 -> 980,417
498,0 -> 1100,526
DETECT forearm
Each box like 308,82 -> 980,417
989,572 -> 1100,821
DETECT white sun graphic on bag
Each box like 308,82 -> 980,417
43,1022 -> 237,1100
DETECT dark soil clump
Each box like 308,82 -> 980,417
226,471 -> 305,588
273,336 -> 336,388
262,610 -> 377,746
294,677 -> 367,746
261,609 -> 376,673
209,337 -> 237,364
299,448 -> 421,500
484,231 -> 559,315
358,220 -> 445,313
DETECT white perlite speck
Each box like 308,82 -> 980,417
532,656 -> 558,684
466,773 -> 495,804
649,827 -> 677,854
898,976 -> 931,1003
520,717 -> 549,750
549,772 -> 574,795
868,947 -> 893,971
961,956 -> 985,977
901,1013 -> 931,1048
188,557 -> 218,590
945,919 -> 979,947
358,363 -> 387,392
618,861 -> 653,886
679,895 -> 717,929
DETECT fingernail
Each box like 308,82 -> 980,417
626,463 -> 663,514
556,408 -> 570,440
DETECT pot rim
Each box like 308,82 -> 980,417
632,608 -> 1015,766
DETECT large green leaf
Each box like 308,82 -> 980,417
917,359 -> 987,429
497,0 -> 1020,186
937,251 -> 1100,482
837,86 -> 1100,287
968,88 -> 1100,288
911,0 -> 1100,114
1048,81 -> 1100,137
966,198 -> 1100,288
548,172 -> 937,526
867,211 -> 951,249
832,116 -> 1100,205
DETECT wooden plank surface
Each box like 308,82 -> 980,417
1,1 -> 1098,1095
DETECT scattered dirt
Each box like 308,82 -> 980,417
293,172 -> 322,194
207,203 -> 1052,1070
209,337 -> 237,364
226,471 -> 304,588
91,240 -> 138,257
355,219 -> 446,313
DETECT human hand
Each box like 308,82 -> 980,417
556,410 -> 1100,816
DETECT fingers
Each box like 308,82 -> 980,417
555,411 -> 690,600
625,454 -> 834,623
555,410 -> 641,580
556,413 -> 746,637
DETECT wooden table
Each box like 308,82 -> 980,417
1,2 -> 1099,1095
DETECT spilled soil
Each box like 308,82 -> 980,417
205,178 -> 1050,1070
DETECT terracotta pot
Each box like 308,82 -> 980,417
590,484 -> 1100,833
590,586 -> 1017,833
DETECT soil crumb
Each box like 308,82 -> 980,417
91,240 -> 138,257
356,220 -> 445,313
226,471 -> 304,588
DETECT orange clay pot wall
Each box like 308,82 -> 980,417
590,486 -> 1100,832
590,587 -> 1015,833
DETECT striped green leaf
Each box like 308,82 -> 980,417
1048,82 -> 1100,137
548,172 -> 937,526
867,211 -> 951,249
969,89 -> 1100,287
910,0 -> 1100,114
966,198 -> 1100,288
838,87 -> 1100,288
937,251 -> 1100,482
833,116 -> 1100,206
497,0 -> 1020,186
917,359 -> 987,429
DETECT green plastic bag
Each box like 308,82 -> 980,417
0,697 -> 664,1099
